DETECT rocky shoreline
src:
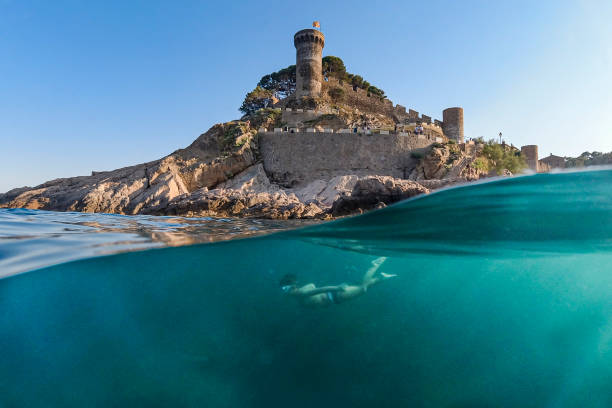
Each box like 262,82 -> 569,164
0,119 -> 489,220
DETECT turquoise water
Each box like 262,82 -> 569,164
1,170 -> 612,407
0,209 -> 307,277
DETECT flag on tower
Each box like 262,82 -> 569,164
312,21 -> 320,28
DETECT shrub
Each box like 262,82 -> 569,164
220,122 -> 250,153
328,87 -> 345,102
322,56 -> 347,79
472,157 -> 489,172
482,140 -> 526,174
367,85 -> 385,98
410,151 -> 424,159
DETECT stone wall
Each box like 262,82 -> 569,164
259,131 -> 434,185
281,109 -> 321,127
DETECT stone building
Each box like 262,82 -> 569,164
442,107 -> 464,143
521,145 -> 540,172
539,154 -> 565,170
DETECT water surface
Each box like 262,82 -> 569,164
0,209 -> 309,277
1,170 -> 612,407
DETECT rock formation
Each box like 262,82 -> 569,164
1,122 -> 258,215
1,28 -> 521,219
0,118 -> 498,219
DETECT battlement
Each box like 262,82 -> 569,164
258,126 -> 445,143
294,29 -> 325,47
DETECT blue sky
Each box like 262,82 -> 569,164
1,0 -> 611,192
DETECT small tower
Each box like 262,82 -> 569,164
442,107 -> 464,143
294,28 -> 325,98
521,145 -> 539,172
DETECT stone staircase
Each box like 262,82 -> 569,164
444,155 -> 471,180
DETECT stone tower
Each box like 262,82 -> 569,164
294,29 -> 325,98
521,145 -> 539,172
442,107 -> 464,143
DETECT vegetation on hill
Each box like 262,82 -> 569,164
239,86 -> 277,115
257,65 -> 296,100
322,56 -> 385,98
240,56 -> 386,114
471,140 -> 526,175
565,151 -> 612,167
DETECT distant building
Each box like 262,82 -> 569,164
539,154 -> 565,170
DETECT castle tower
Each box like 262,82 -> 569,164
294,29 -> 325,98
442,107 -> 464,143
521,145 -> 539,172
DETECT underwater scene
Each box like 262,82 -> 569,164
1,169 -> 612,407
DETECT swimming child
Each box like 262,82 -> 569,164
279,257 -> 396,307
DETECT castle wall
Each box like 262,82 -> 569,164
259,131 -> 434,185
281,109 -> 321,127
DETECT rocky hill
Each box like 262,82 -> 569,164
0,118 -> 501,219
1,58 -> 519,219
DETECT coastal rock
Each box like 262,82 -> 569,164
1,114 -> 490,220
409,142 -> 486,183
331,176 -> 429,216
292,175 -> 359,207
140,167 -> 431,219
0,123 -> 258,215
145,187 -> 326,220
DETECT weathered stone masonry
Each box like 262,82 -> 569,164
295,29 -> 325,98
259,131 -> 433,185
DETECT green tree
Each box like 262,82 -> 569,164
239,86 -> 275,115
367,85 -> 385,98
482,141 -> 526,175
257,65 -> 296,99
349,74 -> 365,88
322,56 -> 347,79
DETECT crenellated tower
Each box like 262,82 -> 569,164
294,29 -> 325,98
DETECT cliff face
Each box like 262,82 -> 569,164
409,142 -> 488,186
0,123 -> 258,215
